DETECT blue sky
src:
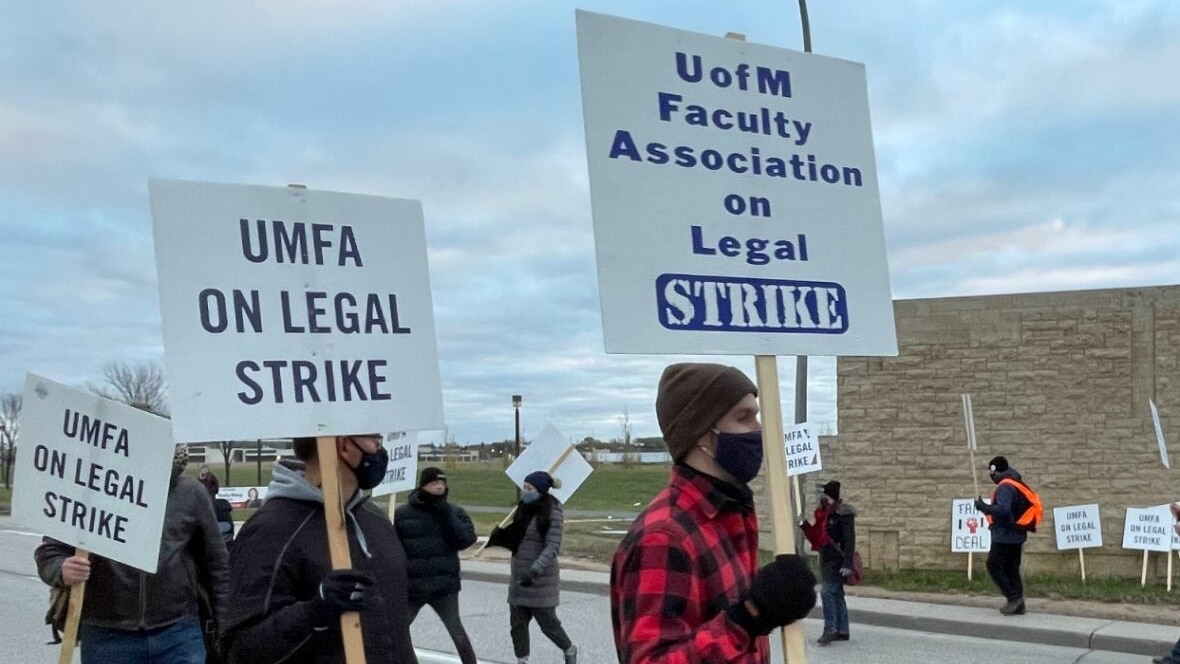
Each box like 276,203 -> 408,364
2,1 -> 1177,444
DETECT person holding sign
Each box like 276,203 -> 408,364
611,363 -> 817,664
35,446 -> 230,663
1151,503 -> 1180,664
220,435 -> 417,664
499,470 -> 579,664
973,455 -> 1041,616
394,467 -> 479,664
800,480 -> 857,645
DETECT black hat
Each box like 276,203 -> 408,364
656,363 -> 758,460
419,467 -> 447,488
822,480 -> 841,501
525,470 -> 554,495
988,456 -> 1009,474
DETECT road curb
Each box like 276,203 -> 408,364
461,568 -> 1175,657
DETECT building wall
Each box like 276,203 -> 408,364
813,285 -> 1179,578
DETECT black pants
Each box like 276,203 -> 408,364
986,542 -> 1024,601
509,605 -> 572,658
409,593 -> 478,664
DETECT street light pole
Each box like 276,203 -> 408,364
513,394 -> 522,501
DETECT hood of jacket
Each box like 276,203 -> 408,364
268,458 -> 367,512
993,467 -> 1023,485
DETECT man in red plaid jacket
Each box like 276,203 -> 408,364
611,363 -> 817,664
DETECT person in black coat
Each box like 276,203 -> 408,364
804,480 -> 856,646
394,467 -> 478,664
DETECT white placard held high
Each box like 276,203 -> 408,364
370,431 -> 421,498
951,498 -> 991,553
1053,504 -> 1103,550
576,11 -> 897,356
1150,399 -> 1169,468
11,374 -> 175,573
784,422 -> 822,477
1122,505 -> 1172,552
505,423 -> 593,505
150,179 -> 444,442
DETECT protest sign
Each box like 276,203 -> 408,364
371,431 -> 420,498
576,10 -> 896,356
506,423 -> 593,504
784,422 -> 822,477
1053,504 -> 1103,551
150,179 -> 444,442
12,374 -> 174,573
951,498 -> 991,553
1151,399 -> 1169,468
1122,505 -> 1172,552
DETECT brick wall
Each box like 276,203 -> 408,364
763,285 -> 1180,578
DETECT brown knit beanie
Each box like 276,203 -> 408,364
656,363 -> 758,460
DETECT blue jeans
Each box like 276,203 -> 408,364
79,617 -> 205,664
820,579 -> 849,635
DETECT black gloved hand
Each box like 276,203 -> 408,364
727,554 -> 817,636
974,496 -> 987,511
519,576 -> 535,587
312,570 -> 374,626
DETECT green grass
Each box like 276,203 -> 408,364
864,568 -> 1180,605
0,485 -> 10,514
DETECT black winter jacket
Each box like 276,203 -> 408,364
220,461 -> 418,664
819,502 -> 857,581
34,476 -> 230,632
393,490 -> 477,602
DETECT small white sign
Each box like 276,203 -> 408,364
1150,399 -> 1169,468
505,424 -> 593,504
1122,505 -> 1172,552
784,422 -> 822,477
576,11 -> 897,356
11,374 -> 175,573
951,498 -> 991,553
1053,504 -> 1103,550
150,179 -> 445,442
215,486 -> 268,508
370,431 -> 421,498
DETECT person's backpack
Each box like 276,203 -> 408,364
999,478 -> 1043,532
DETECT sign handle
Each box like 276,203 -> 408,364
1079,549 -> 1086,584
1141,550 -> 1150,587
962,395 -> 981,499
317,436 -> 367,664
1169,547 -> 1174,592
967,551 -> 973,582
57,548 -> 89,664
755,356 -> 807,664
475,444 -> 579,557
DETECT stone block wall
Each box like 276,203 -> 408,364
773,285 -> 1180,578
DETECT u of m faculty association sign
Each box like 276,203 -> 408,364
576,11 -> 897,356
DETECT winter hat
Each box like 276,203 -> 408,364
988,456 -> 1009,474
171,446 -> 189,479
419,466 -> 447,488
524,470 -> 554,495
656,363 -> 758,460
822,480 -> 841,501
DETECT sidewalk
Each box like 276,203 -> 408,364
460,557 -> 1178,658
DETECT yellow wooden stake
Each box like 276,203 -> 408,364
317,436 -> 367,664
57,548 -> 89,664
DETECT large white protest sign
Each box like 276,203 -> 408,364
1150,399 -> 1169,468
951,498 -> 991,553
150,179 -> 444,442
1122,505 -> 1172,552
576,11 -> 897,356
784,422 -> 822,477
370,431 -> 421,498
1053,504 -> 1103,550
506,423 -> 593,504
12,375 -> 174,573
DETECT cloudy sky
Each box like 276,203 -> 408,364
2,1 -> 1177,444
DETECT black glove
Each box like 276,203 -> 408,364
519,574 -> 535,587
728,554 -> 817,636
312,570 -> 374,626
974,497 -> 987,511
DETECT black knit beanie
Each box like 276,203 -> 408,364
988,456 -> 1009,474
822,480 -> 841,501
419,466 -> 447,488
656,363 -> 758,461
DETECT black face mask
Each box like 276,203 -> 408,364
711,429 -> 764,485
347,439 -> 390,490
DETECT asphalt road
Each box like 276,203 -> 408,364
0,520 -> 1156,664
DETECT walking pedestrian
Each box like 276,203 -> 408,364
801,480 -> 856,645
975,455 -> 1041,615
395,467 -> 479,664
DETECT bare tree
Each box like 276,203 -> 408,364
217,441 -> 235,486
91,361 -> 169,415
619,406 -> 633,468
1,392 -> 20,489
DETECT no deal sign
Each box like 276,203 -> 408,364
150,180 -> 445,442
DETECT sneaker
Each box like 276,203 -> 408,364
564,645 -> 578,664
817,632 -> 837,645
1000,599 -> 1025,616
834,632 -> 850,641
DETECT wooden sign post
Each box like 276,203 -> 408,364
57,548 -> 90,664
317,437 -> 367,664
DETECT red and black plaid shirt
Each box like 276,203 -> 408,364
611,464 -> 767,664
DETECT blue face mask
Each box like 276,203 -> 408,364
521,491 -> 541,504
711,429 -> 764,485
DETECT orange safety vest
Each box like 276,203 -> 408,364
985,478 -> 1043,529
